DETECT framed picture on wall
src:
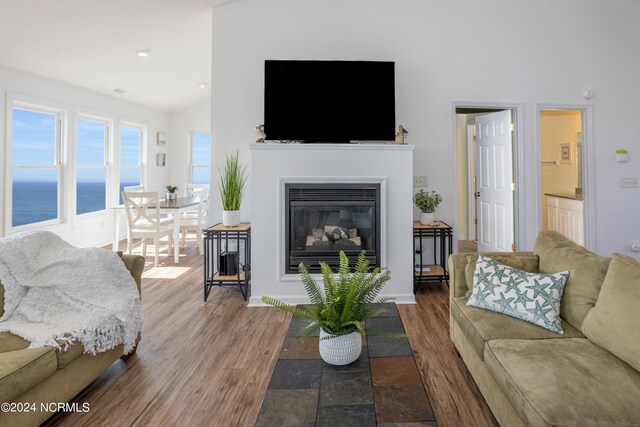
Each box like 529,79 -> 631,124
157,153 -> 166,167
559,143 -> 572,164
157,132 -> 167,146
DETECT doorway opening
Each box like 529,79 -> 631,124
455,107 -> 518,254
539,109 -> 585,245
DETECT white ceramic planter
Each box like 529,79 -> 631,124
319,330 -> 362,365
419,212 -> 435,225
222,210 -> 241,227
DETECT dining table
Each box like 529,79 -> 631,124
112,196 -> 201,263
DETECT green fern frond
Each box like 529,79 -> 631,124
261,296 -> 317,321
262,251 -> 399,338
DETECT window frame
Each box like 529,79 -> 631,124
188,128 -> 212,184
73,113 -> 114,219
117,121 -> 147,205
5,98 -> 68,232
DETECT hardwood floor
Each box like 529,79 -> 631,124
47,244 -> 497,427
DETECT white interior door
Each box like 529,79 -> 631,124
467,124 -> 477,240
476,110 -> 514,252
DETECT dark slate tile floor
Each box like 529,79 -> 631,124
255,304 -> 437,427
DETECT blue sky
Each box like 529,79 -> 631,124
12,108 -> 142,183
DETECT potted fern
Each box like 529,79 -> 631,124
218,151 -> 248,227
262,251 -> 397,365
414,189 -> 442,225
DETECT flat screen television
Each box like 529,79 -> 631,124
264,60 -> 395,143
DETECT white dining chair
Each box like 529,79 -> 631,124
122,191 -> 175,267
180,184 -> 210,254
123,185 -> 145,192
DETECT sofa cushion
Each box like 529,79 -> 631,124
450,297 -> 583,360
533,231 -> 610,330
55,342 -> 85,370
0,331 -> 83,370
485,338 -> 640,427
467,256 -> 569,333
0,347 -> 57,403
582,254 -> 640,372
0,332 -> 29,352
464,253 -> 539,298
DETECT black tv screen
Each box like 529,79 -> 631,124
264,60 -> 395,142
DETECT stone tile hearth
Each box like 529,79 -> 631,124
255,303 -> 437,427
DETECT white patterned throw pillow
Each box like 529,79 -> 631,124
466,255 -> 569,333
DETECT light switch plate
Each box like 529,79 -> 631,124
413,176 -> 428,187
620,177 -> 638,188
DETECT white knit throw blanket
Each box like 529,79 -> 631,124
0,231 -> 143,355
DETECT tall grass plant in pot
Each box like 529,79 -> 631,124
262,251 -> 402,365
219,151 -> 248,227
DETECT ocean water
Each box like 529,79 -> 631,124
12,181 -> 136,227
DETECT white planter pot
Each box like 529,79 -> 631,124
419,212 -> 435,225
222,210 -> 241,227
319,330 -> 362,365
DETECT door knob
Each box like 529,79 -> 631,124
474,192 -> 480,198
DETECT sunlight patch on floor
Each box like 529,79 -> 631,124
142,266 -> 191,279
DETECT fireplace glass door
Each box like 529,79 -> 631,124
286,183 -> 380,273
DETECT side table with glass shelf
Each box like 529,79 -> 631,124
203,223 -> 251,301
413,221 -> 453,291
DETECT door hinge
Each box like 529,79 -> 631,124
474,218 -> 477,225
509,123 -> 515,132
512,243 -> 517,252
511,182 -> 516,191
473,176 -> 477,183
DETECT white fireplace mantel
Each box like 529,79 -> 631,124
248,143 -> 415,306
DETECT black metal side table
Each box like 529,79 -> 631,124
413,221 -> 453,291
203,223 -> 251,301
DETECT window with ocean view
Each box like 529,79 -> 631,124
77,117 -> 108,215
119,125 -> 144,204
11,107 -> 61,228
190,132 -> 211,184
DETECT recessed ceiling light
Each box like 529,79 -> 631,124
197,82 -> 209,88
136,49 -> 151,57
113,89 -> 127,94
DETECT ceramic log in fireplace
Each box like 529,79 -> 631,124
285,183 -> 380,273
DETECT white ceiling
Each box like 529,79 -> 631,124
0,0 -> 220,113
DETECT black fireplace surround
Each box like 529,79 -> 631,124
285,183 -> 380,274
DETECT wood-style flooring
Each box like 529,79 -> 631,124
47,243 -> 497,427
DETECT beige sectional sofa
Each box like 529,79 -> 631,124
449,231 -> 640,427
0,253 -> 144,427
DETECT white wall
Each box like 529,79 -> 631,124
168,102 -> 211,188
0,66 -> 171,247
212,0 -> 640,259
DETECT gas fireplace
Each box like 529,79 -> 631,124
285,183 -> 380,273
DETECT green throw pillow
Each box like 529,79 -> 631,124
582,254 -> 640,372
467,255 -> 569,333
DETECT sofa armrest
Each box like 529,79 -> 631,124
449,253 -> 470,299
119,254 -> 144,296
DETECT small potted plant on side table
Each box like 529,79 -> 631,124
166,185 -> 179,202
414,189 -> 442,225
